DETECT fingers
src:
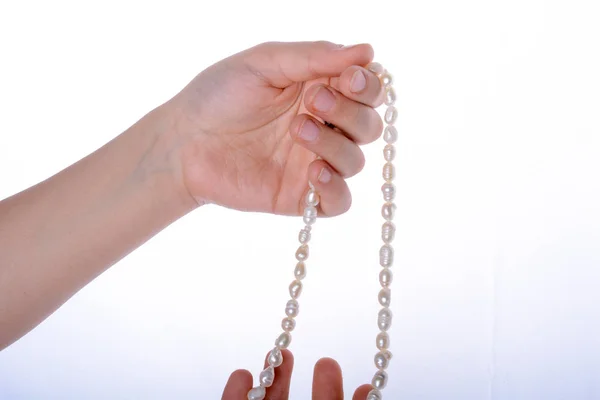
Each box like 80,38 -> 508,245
352,384 -> 373,400
303,84 -> 384,145
303,159 -> 352,218
246,41 -> 374,88
264,349 -> 294,400
312,357 -> 344,400
221,369 -> 253,400
331,65 -> 385,108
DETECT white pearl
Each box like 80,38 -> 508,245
385,86 -> 396,106
379,244 -> 394,267
305,190 -> 320,207
303,206 -> 317,225
268,347 -> 283,367
374,351 -> 390,370
382,221 -> 395,243
382,162 -> 395,182
367,62 -> 385,76
381,202 -> 396,220
379,268 -> 393,287
259,365 -> 275,387
295,244 -> 309,261
289,280 -> 303,299
376,332 -> 390,350
384,106 -> 398,124
366,389 -> 382,400
381,183 -> 396,202
281,317 -> 296,332
298,228 -> 311,244
294,262 -> 306,280
372,370 -> 388,389
381,71 -> 393,87
275,332 -> 291,349
383,125 -> 398,144
378,288 -> 391,307
378,308 -> 393,331
383,144 -> 396,161
285,299 -> 299,318
247,386 -> 266,400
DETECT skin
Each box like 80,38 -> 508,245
0,40 -> 384,398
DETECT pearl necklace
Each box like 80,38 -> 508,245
248,62 -> 397,400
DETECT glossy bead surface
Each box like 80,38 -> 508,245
268,347 -> 283,367
285,300 -> 299,318
374,351 -> 390,369
378,288 -> 391,307
381,183 -> 395,202
372,370 -> 388,389
383,144 -> 396,161
383,125 -> 398,143
289,280 -> 303,299
381,71 -> 393,87
259,366 -> 275,387
305,190 -> 320,207
303,206 -> 317,225
248,386 -> 266,400
294,262 -> 306,280
378,308 -> 393,331
382,221 -> 395,243
281,317 -> 296,332
376,332 -> 390,350
381,202 -> 396,220
366,389 -> 382,400
385,86 -> 396,106
379,244 -> 394,267
298,228 -> 311,244
379,268 -> 393,287
382,162 -> 395,182
384,106 -> 398,124
367,62 -> 385,76
275,332 -> 291,349
295,245 -> 309,261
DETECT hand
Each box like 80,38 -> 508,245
221,350 -> 373,400
161,40 -> 384,216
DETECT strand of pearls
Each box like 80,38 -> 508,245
247,62 -> 397,400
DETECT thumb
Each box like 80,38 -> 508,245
243,40 -> 374,88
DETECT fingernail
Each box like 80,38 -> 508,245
318,167 -> 332,183
350,70 -> 367,93
299,119 -> 319,142
336,43 -> 360,50
313,87 -> 335,112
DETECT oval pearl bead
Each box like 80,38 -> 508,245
382,162 -> 395,182
281,317 -> 296,332
295,245 -> 309,261
366,389 -> 382,400
303,206 -> 317,225
379,268 -> 393,287
268,347 -> 283,367
382,221 -> 395,243
305,190 -> 320,207
285,299 -> 299,318
374,351 -> 390,369
383,144 -> 396,161
367,62 -> 385,76
381,183 -> 396,202
383,125 -> 398,144
384,106 -> 398,124
378,308 -> 393,331
376,332 -> 390,350
378,288 -> 391,307
381,71 -> 393,87
381,202 -> 396,220
289,280 -> 303,299
372,370 -> 388,389
298,228 -> 311,244
248,386 -> 266,400
275,332 -> 292,349
259,365 -> 275,387
294,262 -> 306,280
385,86 -> 396,106
379,244 -> 394,267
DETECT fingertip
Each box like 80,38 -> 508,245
306,159 -> 352,217
352,384 -> 374,400
221,369 -> 253,400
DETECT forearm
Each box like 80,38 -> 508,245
0,105 -> 198,350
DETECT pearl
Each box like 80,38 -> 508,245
378,308 -> 393,331
384,106 -> 398,124
381,202 -> 396,220
295,244 -> 309,261
248,386 -> 266,400
379,244 -> 394,267
259,366 -> 275,387
381,183 -> 395,202
379,268 -> 393,287
268,347 -> 283,367
385,86 -> 396,106
376,332 -> 390,350
378,288 -> 391,307
374,351 -> 390,369
303,206 -> 317,225
285,299 -> 299,318
275,332 -> 292,349
366,389 -> 382,400
298,228 -> 311,244
382,162 -> 395,182
382,221 -> 395,243
294,262 -> 306,280
367,62 -> 385,76
281,317 -> 296,332
381,71 -> 393,87
383,125 -> 398,144
289,280 -> 303,299
383,144 -> 396,161
372,370 -> 388,390
305,190 -> 320,207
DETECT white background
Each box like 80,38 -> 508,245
1,0 -> 599,399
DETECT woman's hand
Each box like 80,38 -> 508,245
221,350 -> 373,400
162,40 -> 385,217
